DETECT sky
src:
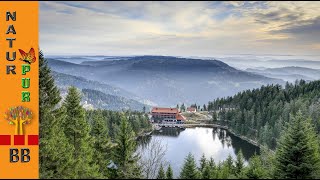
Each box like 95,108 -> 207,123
40,1 -> 320,56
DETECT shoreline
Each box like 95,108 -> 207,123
186,123 -> 260,147
150,123 -> 261,148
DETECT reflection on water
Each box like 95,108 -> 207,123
137,127 -> 259,178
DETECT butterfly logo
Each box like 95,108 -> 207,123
19,48 -> 36,64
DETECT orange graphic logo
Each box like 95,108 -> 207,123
19,48 -> 36,64
4,106 -> 32,135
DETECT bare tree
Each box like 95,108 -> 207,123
138,137 -> 168,179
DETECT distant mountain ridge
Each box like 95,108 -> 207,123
48,55 -> 284,106
247,66 -> 320,82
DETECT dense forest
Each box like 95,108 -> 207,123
40,51 -> 320,179
208,80 -> 320,149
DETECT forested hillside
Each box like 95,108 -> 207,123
52,71 -> 155,110
208,80 -> 320,149
82,89 -> 148,111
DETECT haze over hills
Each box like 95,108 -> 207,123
52,71 -> 155,111
48,56 -> 284,107
246,66 -> 320,83
212,55 -> 320,70
47,56 -> 133,64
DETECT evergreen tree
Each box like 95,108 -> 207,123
212,111 -> 218,123
235,150 -> 245,176
208,157 -> 216,168
274,111 -> 320,179
225,154 -> 235,175
181,103 -> 186,112
218,163 -> 233,179
180,153 -> 200,179
157,164 -> 166,179
166,164 -> 173,179
199,154 -> 207,172
63,86 -> 100,178
201,164 -> 212,179
90,110 -> 112,178
113,115 -> 142,178
203,104 -> 207,111
246,155 -> 267,179
39,51 -> 74,179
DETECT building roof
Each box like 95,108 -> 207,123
176,114 -> 186,121
151,107 -> 179,114
187,107 -> 196,111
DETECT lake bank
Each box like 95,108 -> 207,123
153,123 -> 260,148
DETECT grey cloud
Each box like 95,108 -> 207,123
254,7 -> 304,24
277,16 -> 320,34
271,16 -> 320,42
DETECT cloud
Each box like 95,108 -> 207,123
40,1 -> 320,56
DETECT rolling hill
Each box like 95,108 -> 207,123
247,66 -> 320,82
48,56 -> 284,106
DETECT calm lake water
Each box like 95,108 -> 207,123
137,127 -> 260,178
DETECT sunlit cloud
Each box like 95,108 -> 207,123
40,1 -> 320,56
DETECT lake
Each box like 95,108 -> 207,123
137,127 -> 260,178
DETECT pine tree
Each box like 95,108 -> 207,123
246,155 -> 267,179
180,153 -> 200,179
201,164 -> 212,179
157,164 -> 166,179
203,104 -> 207,111
199,154 -> 207,172
181,103 -> 186,112
39,51 -> 74,179
63,86 -> 100,178
219,163 -> 233,179
212,111 -> 218,122
166,164 -> 173,179
235,150 -> 245,176
113,114 -> 142,178
208,157 -> 216,168
225,154 -> 235,175
274,111 -> 320,179
90,110 -> 112,178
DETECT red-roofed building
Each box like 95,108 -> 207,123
187,107 -> 197,112
151,107 -> 186,124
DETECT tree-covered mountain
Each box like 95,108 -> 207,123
52,70 -> 156,106
81,88 -> 148,111
48,56 -> 284,106
208,79 -> 320,149
51,71 -> 155,111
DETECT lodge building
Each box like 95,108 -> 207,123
187,107 -> 197,112
151,107 -> 186,124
